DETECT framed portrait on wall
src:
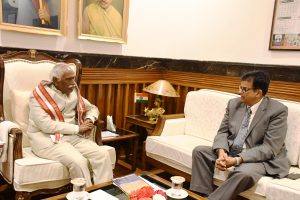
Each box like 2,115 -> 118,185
0,0 -> 67,36
78,0 -> 129,43
269,0 -> 300,50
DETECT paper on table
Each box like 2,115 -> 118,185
89,189 -> 118,200
101,131 -> 119,139
140,176 -> 166,192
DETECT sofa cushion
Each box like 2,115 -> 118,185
146,135 -> 213,169
276,99 -> 300,166
14,146 -> 116,187
10,90 -> 30,132
184,89 -> 238,141
10,90 -> 31,147
264,167 -> 300,200
14,147 -> 69,185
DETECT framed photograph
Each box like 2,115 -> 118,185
269,0 -> 300,50
78,0 -> 129,43
0,0 -> 67,36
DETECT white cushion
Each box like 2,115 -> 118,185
264,167 -> 300,200
146,135 -> 213,169
10,90 -> 31,147
14,148 -> 69,185
10,90 -> 31,132
14,146 -> 116,187
14,147 -> 69,185
160,118 -> 186,136
276,99 -> 300,166
184,89 -> 238,141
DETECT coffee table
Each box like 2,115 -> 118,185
46,174 -> 205,200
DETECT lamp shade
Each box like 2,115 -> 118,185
143,80 -> 180,97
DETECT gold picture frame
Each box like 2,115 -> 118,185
78,0 -> 129,43
0,0 -> 67,36
269,0 -> 300,50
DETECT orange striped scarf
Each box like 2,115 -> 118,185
33,81 -> 86,143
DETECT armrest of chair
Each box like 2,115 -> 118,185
0,124 -> 23,184
9,128 -> 23,160
150,113 -> 186,136
94,119 -> 104,145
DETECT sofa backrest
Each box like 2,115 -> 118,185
184,89 -> 238,142
276,98 -> 300,166
184,89 -> 300,166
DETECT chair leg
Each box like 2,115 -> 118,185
142,141 -> 147,170
15,191 -> 32,200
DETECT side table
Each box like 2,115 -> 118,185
102,128 -> 139,171
125,115 -> 157,135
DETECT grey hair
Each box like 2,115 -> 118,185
49,63 -> 73,81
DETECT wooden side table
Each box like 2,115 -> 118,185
102,128 -> 139,171
125,115 -> 157,135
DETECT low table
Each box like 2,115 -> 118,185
102,128 -> 139,171
46,174 -> 205,200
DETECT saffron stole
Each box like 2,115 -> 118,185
33,81 -> 86,143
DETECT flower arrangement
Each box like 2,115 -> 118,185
129,186 -> 167,200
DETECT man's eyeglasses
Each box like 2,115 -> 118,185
239,86 -> 254,93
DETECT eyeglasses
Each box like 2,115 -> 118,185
239,85 -> 254,93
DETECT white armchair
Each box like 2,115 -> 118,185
0,50 -> 116,200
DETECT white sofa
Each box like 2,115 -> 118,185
145,89 -> 300,200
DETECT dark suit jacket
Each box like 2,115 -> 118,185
212,97 -> 290,178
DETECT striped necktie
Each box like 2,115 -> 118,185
230,108 -> 252,157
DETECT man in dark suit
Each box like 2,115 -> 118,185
190,70 -> 290,200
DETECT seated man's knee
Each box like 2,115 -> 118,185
70,156 -> 88,169
229,171 -> 256,184
193,145 -> 211,157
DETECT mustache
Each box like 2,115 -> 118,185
68,85 -> 75,89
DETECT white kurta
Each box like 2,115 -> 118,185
27,83 -> 113,186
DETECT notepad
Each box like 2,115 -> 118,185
101,130 -> 119,139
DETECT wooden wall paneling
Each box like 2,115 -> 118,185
132,83 -> 138,115
115,84 -> 122,128
128,84 -> 136,116
174,85 -> 182,113
86,85 -> 96,105
96,84 -> 105,123
79,85 -> 86,98
106,84 -> 113,115
122,84 -> 130,127
268,82 -> 300,102
80,69 -> 300,131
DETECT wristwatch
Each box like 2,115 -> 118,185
235,157 -> 242,166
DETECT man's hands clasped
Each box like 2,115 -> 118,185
215,149 -> 239,171
79,119 -> 94,138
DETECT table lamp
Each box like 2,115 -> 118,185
143,80 -> 180,122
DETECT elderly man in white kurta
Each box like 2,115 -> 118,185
27,63 -> 113,187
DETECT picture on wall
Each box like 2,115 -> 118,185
0,0 -> 66,35
78,0 -> 129,43
269,0 -> 300,50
